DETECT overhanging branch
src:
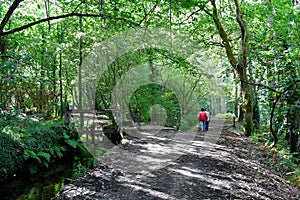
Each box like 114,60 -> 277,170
0,12 -> 139,36
0,0 -> 23,32
241,79 -> 300,94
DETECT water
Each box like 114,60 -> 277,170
0,159 -> 89,200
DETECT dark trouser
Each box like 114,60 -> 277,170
206,121 -> 209,131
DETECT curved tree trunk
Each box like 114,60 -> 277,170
210,0 -> 254,136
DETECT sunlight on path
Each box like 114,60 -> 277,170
55,118 -> 299,200
100,118 -> 227,177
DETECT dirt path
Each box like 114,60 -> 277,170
55,119 -> 299,199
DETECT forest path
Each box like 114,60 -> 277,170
55,120 -> 299,200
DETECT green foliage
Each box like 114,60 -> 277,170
286,167 -> 300,188
0,0 -> 299,188
247,0 -> 300,146
215,113 -> 235,120
250,128 -> 271,145
66,162 -> 90,182
274,151 -> 300,187
250,129 -> 300,187
63,131 -> 87,152
0,133 -> 24,181
20,120 -> 82,174
0,117 -> 87,180
129,83 -> 181,128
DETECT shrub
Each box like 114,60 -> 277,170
0,118 -> 85,180
0,133 -> 24,181
21,121 -> 80,174
215,113 -> 235,120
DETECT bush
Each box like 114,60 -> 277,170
215,113 -> 235,120
250,128 -> 300,188
0,118 -> 85,180
0,133 -> 24,181
21,121 -> 80,174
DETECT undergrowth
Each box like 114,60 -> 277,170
250,128 -> 300,188
0,115 -> 91,181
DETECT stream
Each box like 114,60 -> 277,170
0,157 -> 92,200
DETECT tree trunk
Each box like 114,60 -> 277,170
38,33 -> 45,114
252,91 -> 260,129
59,49 -> 63,118
210,0 -> 254,136
233,71 -> 239,119
287,91 -> 300,153
237,66 -> 253,136
234,0 -> 253,136
0,36 -> 7,110
238,88 -> 244,122
78,15 -> 83,127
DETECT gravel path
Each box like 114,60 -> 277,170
55,120 -> 299,200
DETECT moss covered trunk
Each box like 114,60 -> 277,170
210,0 -> 254,137
239,67 -> 253,137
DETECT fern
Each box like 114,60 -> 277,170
37,152 -> 51,163
65,139 -> 78,148
53,146 -> 65,158
63,131 -> 70,139
48,147 -> 54,156
41,160 -> 49,168
24,150 -> 41,163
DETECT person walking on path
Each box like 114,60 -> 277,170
205,109 -> 210,131
198,108 -> 208,132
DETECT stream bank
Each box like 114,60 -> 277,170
0,154 -> 94,200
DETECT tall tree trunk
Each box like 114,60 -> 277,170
52,56 -> 58,117
59,49 -> 63,118
58,22 -> 64,118
238,87 -> 244,122
39,32 -> 45,114
287,91 -> 300,153
248,61 -> 260,129
252,90 -> 260,129
0,36 -> 7,110
234,0 -> 253,136
238,66 -> 253,136
233,71 -> 239,119
210,0 -> 254,136
0,15 -> 10,110
78,15 -> 83,127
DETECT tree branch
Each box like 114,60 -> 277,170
242,80 -> 279,93
234,0 -> 247,69
180,1 -> 212,24
210,0 -> 238,69
0,0 -> 23,32
139,3 -> 158,25
181,8 -> 209,23
241,78 -> 300,94
0,12 -> 139,36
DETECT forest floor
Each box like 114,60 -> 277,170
55,119 -> 300,200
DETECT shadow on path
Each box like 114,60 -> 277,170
55,119 -> 299,200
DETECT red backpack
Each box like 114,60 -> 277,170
198,112 -> 207,121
